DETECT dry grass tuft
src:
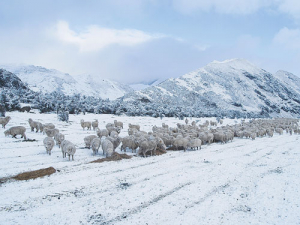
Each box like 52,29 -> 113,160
12,167 -> 56,181
90,152 -> 132,163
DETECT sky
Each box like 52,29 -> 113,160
0,0 -> 300,84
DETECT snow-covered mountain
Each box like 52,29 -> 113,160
129,79 -> 165,91
274,70 -> 300,94
122,59 -> 300,117
0,64 -> 133,100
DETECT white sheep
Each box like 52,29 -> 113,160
91,137 -> 101,155
114,120 -> 123,129
138,137 -> 157,157
189,138 -> 202,150
28,118 -> 40,132
128,123 -> 140,131
106,136 -> 122,151
43,137 -> 55,155
121,136 -> 139,153
92,119 -> 99,131
54,132 -> 65,148
61,140 -> 76,160
4,126 -> 26,140
42,123 -> 55,134
101,139 -> 114,157
44,128 -> 59,138
173,136 -> 190,152
96,129 -> 109,139
80,119 -> 91,130
0,116 -> 11,128
84,135 -> 97,149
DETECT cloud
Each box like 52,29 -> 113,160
54,21 -> 165,52
172,0 -> 272,15
273,27 -> 300,49
277,0 -> 300,19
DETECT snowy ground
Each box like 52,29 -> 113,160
0,111 -> 300,225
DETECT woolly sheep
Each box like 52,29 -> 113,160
0,116 -> 11,128
189,138 -> 202,150
45,128 -> 59,138
101,139 -> 114,157
213,132 -> 225,144
61,140 -> 76,160
92,119 -> 99,131
91,137 -> 101,155
107,125 -> 121,135
106,136 -> 121,151
110,130 -> 119,138
114,120 -> 123,129
43,137 -> 55,155
128,123 -> 140,131
138,138 -> 157,157
173,136 -> 190,152
4,126 -> 26,140
54,133 -> 65,148
121,136 -> 139,153
96,129 -> 109,139
28,118 -> 41,132
128,128 -> 138,136
80,119 -> 91,130
84,135 -> 97,149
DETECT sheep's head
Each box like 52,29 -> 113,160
80,119 -> 84,123
6,116 -> 11,122
28,118 -> 33,123
4,130 -> 9,136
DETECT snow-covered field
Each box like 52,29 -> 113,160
1,112 -> 300,225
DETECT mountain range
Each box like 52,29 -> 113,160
1,59 -> 300,117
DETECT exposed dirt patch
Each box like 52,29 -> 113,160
90,152 -> 132,163
12,167 -> 56,181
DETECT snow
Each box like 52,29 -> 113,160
1,112 -> 300,225
0,64 -> 133,100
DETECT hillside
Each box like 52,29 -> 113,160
122,59 -> 300,118
0,64 -> 133,100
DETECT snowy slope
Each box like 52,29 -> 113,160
0,112 -> 300,224
129,78 -> 165,91
0,64 -> 133,100
123,59 -> 300,117
274,70 -> 300,93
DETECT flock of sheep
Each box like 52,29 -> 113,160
1,114 -> 300,161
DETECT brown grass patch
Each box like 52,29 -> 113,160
12,167 -> 56,181
90,152 -> 132,163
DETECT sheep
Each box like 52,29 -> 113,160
114,120 -> 123,129
43,123 -> 55,130
43,137 -> 55,155
106,136 -> 122,151
275,128 -> 283,135
128,123 -> 140,131
61,140 -> 76,160
189,138 -> 202,150
138,138 -> 157,157
44,128 -> 59,138
92,119 -> 99,131
96,129 -> 109,139
107,125 -> 121,135
121,136 -> 139,153
80,119 -> 91,130
213,132 -> 225,144
54,133 -> 65,148
101,139 -> 114,157
84,135 -> 97,149
110,130 -> 119,138
128,128 -> 138,136
0,116 -> 11,128
173,136 -> 190,152
91,137 -> 101,155
4,126 -> 26,140
28,118 -> 40,132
